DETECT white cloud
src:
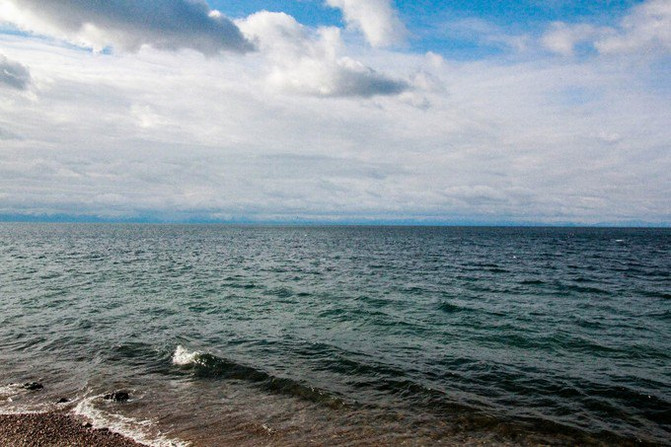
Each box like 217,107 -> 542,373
326,0 -> 407,47
0,0 -> 253,54
595,0 -> 671,54
0,53 -> 30,89
0,1 -> 406,98
541,0 -> 671,56
1,32 -> 669,224
237,11 -> 407,97
0,2 -> 669,225
541,22 -> 606,56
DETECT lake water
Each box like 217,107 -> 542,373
0,224 -> 669,446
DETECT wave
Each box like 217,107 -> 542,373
519,279 -> 545,285
438,301 -> 472,313
172,346 -> 346,408
0,383 -> 51,415
172,345 -> 201,366
73,393 -> 189,447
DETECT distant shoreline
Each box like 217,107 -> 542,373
0,219 -> 669,228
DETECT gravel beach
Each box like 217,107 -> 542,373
0,412 -> 145,447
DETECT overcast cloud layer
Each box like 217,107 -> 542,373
0,0 -> 669,225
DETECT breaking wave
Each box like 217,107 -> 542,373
172,346 -> 346,408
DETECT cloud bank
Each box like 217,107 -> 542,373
0,0 -> 253,53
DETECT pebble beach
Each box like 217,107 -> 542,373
0,412 -> 144,447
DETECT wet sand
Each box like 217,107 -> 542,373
0,412 -> 145,447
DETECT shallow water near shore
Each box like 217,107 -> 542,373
1,224 -> 669,446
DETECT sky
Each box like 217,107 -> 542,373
0,0 -> 669,225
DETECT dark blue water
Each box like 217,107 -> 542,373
0,224 -> 669,446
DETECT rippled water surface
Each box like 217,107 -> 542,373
0,224 -> 669,446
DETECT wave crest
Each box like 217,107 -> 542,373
172,345 -> 201,366
171,346 -> 346,408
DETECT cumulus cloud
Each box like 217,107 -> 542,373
0,0 -> 253,54
1,2 -> 406,97
541,0 -> 671,56
326,0 -> 407,47
237,11 -> 407,97
0,53 -> 30,89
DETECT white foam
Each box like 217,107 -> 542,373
0,408 -> 50,415
0,384 -> 51,414
73,394 -> 190,447
172,345 -> 200,366
0,383 -> 22,398
0,400 -> 51,415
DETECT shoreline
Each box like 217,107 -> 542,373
0,401 -> 666,446
0,412 -> 146,447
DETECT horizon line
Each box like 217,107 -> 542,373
0,214 -> 668,228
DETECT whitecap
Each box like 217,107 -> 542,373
172,345 -> 200,366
